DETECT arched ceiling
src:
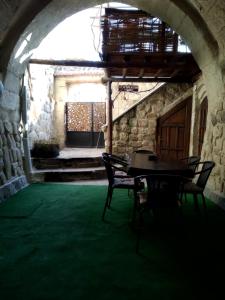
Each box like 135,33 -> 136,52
0,0 -> 223,76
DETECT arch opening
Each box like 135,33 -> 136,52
0,0 -> 224,202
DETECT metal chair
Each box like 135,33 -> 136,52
182,161 -> 215,210
106,153 -> 129,176
180,156 -> 201,174
101,153 -> 143,221
134,174 -> 183,253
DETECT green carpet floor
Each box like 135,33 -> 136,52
0,183 -> 225,300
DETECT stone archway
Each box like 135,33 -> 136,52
1,0 -> 225,200
2,0 -> 219,121
5,0 -> 218,72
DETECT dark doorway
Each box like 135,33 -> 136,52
156,97 -> 192,160
65,102 -> 105,147
198,97 -> 208,156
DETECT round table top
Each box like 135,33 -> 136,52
128,153 -> 193,177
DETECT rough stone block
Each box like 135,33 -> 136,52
213,125 -> 223,139
121,124 -> 129,132
129,119 -> 137,127
4,71 -> 20,94
4,121 -> 13,134
138,119 -> 148,127
119,132 -> 129,141
1,90 -> 20,111
0,120 -> 4,134
12,122 -> 19,134
0,171 -> 7,185
131,127 -> 138,134
129,134 -> 138,142
3,146 -> 12,179
120,117 -> 128,125
137,110 -> 146,118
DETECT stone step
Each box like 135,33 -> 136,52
31,166 -> 106,182
32,157 -> 103,170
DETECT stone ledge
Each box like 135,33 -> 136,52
0,176 -> 29,203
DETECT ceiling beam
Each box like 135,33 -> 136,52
153,69 -> 162,77
29,58 -> 200,83
138,68 -> 145,78
29,57 -> 198,69
122,68 -> 127,78
108,77 -> 194,83
170,69 -> 180,77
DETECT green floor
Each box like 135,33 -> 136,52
0,183 -> 224,300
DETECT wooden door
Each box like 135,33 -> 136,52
156,97 -> 192,161
198,97 -> 208,156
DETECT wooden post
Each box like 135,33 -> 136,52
107,80 -> 112,154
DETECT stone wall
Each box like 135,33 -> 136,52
107,83 -> 192,156
0,120 -> 27,202
25,64 -> 56,149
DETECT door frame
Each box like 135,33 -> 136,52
198,97 -> 208,156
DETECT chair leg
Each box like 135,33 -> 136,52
102,194 -> 109,221
102,187 -> 113,221
107,187 -> 113,208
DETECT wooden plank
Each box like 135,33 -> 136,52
122,68 -> 127,78
29,54 -> 198,69
109,77 -> 194,83
138,68 -> 145,78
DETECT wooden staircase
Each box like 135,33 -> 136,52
31,156 -> 106,182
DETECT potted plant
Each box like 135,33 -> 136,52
30,139 -> 59,158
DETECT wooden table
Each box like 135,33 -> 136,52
128,153 -> 193,177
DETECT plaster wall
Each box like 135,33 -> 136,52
112,82 -> 162,119
54,73 -> 106,148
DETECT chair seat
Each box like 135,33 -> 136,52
114,170 -> 129,177
113,177 -> 135,188
183,181 -> 203,193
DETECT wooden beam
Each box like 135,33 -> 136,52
153,69 -> 162,77
107,81 -> 113,154
29,56 -> 198,69
122,68 -> 127,78
170,69 -> 180,77
109,76 -> 194,83
29,58 -> 200,83
138,68 -> 145,78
